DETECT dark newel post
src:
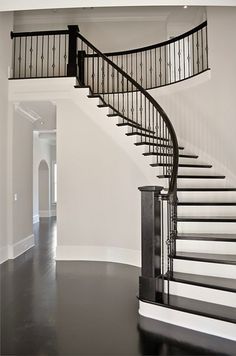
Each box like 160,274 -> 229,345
138,186 -> 163,302
67,25 -> 79,77
77,50 -> 86,86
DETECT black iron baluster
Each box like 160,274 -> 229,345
52,34 -> 55,77
30,36 -> 33,78
188,35 -> 190,77
92,50 -> 95,91
206,25 -> 209,69
13,37 -> 16,78
192,33 -> 195,75
47,35 -> 49,77
97,55 -> 100,94
178,40 -> 181,80
58,34 -> 61,76
183,38 -> 186,79
174,42 -> 176,83
19,36 -> 22,78
168,43 -> 171,84
164,45 -> 167,85
197,30 -> 200,73
150,49 -> 153,89
159,47 -> 162,86
64,34 -> 67,76
41,35 -> 44,77
24,36 -> 27,78
36,36 -> 38,77
145,50 -> 148,89
201,28 -> 204,71
155,48 -> 157,86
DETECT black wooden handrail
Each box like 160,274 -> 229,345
11,29 -> 69,38
104,21 -> 207,56
77,31 -> 179,196
83,21 -> 208,91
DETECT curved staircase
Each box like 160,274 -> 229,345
10,22 -> 236,341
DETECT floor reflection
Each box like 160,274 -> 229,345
1,218 -> 235,355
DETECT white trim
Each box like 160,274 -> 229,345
0,246 -> 9,264
139,300 -> 236,341
33,214 -> 40,224
8,234 -> 35,259
56,245 -> 141,267
39,210 -> 56,217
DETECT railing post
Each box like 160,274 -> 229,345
77,50 -> 86,86
67,25 -> 79,77
138,186 -> 164,303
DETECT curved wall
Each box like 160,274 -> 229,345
151,7 -> 236,184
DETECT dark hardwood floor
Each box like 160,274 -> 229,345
1,217 -> 235,355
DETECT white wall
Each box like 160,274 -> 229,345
0,12 -> 13,263
56,97 -> 156,266
150,6 -> 236,183
5,108 -> 35,260
39,160 -> 50,214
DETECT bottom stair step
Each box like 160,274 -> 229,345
139,295 -> 236,340
171,272 -> 236,292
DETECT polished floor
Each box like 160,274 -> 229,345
1,217 -> 236,355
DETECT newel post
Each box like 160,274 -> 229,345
67,25 -> 79,77
77,50 -> 86,86
138,186 -> 163,302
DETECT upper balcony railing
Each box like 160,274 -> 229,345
101,21 -> 209,89
10,22 -> 208,87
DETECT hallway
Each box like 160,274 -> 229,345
1,218 -> 235,355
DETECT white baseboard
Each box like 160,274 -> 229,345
0,246 -> 9,264
39,210 -> 57,218
8,234 -> 35,259
56,245 -> 141,267
33,214 -> 39,224
139,300 -> 236,341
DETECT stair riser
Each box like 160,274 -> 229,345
168,281 -> 236,308
173,259 -> 236,279
159,178 -> 227,188
178,205 -> 236,216
176,240 -> 236,254
178,221 -> 236,234
139,301 -> 236,341
177,191 -> 236,202
177,179 -> 226,188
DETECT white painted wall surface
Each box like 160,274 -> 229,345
56,97 -> 156,266
0,12 -> 13,263
38,160 -> 50,215
9,78 -> 157,265
11,110 -> 34,250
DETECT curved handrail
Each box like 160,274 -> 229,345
77,32 -> 179,196
104,21 -> 207,56
84,21 -> 208,90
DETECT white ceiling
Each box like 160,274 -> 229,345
1,0 -> 236,12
